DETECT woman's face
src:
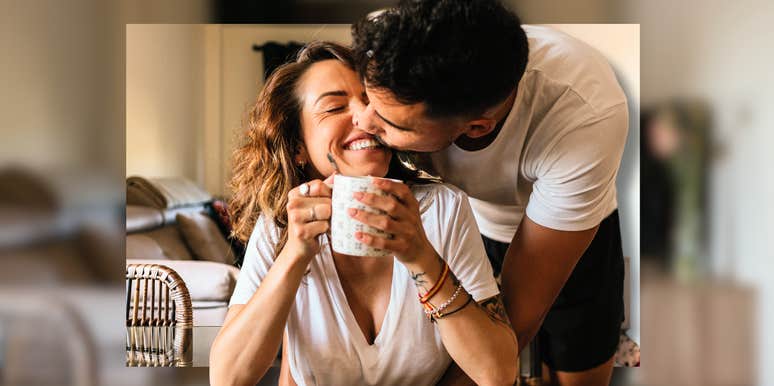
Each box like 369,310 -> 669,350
297,60 -> 391,178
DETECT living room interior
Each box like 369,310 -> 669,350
122,22 -> 642,383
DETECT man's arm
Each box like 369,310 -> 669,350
501,216 -> 598,353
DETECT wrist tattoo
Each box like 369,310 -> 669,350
411,256 -> 454,294
410,271 -> 429,292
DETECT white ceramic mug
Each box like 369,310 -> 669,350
330,175 -> 402,257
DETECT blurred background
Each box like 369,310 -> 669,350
1,0 -> 772,385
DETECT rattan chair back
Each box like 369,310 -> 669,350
126,263 -> 192,327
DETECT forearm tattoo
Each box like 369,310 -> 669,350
410,270 -> 429,292
410,256 -> 449,294
478,295 -> 512,327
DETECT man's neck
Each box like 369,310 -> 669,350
454,88 -> 517,151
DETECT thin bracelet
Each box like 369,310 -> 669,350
424,283 -> 464,316
435,294 -> 474,320
419,261 -> 449,303
419,261 -> 450,304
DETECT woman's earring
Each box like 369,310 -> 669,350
298,160 -> 307,169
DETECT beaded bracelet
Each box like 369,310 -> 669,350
424,283 -> 464,318
434,294 -> 474,320
418,261 -> 450,304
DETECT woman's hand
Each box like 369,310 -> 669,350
348,178 -> 436,264
284,177 -> 334,261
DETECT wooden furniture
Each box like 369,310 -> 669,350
126,263 -> 193,366
126,263 -> 192,327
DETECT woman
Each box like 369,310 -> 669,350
209,42 -> 518,386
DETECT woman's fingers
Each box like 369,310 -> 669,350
288,199 -> 332,222
310,202 -> 332,221
347,208 -> 401,234
284,180 -> 335,257
288,219 -> 329,247
286,180 -> 332,242
288,179 -> 333,199
349,180 -> 436,263
370,178 -> 418,210
352,191 -> 410,220
288,199 -> 331,213
355,231 -> 408,254
293,220 -> 329,240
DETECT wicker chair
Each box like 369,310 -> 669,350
126,263 -> 193,366
126,263 -> 192,327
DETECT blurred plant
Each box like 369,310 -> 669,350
644,101 -> 712,280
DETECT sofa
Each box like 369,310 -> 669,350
126,176 -> 243,326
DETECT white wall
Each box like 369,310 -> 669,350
0,0 -> 104,170
125,24 -> 206,184
216,24 -> 352,196
546,24 -> 641,345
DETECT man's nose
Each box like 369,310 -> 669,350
352,103 -> 379,135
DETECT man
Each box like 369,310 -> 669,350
350,1 -> 628,385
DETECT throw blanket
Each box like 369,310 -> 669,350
127,176 -> 211,209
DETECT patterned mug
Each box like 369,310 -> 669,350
330,175 -> 402,257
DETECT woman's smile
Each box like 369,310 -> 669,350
343,137 -> 382,151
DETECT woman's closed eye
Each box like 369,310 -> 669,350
324,106 -> 346,113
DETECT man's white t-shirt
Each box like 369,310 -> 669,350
230,183 -> 499,386
431,25 -> 629,243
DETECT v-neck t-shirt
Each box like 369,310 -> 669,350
230,183 -> 499,386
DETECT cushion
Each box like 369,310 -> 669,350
176,212 -> 234,264
143,226 -> 194,260
127,259 -> 240,302
126,205 -> 163,233
126,176 -> 211,209
126,234 -> 167,260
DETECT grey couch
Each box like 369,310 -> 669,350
126,177 -> 242,326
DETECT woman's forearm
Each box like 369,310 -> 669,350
403,254 -> 519,386
435,296 -> 519,386
210,248 -> 309,386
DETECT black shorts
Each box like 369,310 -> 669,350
482,210 -> 625,372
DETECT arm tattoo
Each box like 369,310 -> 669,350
410,270 -> 428,292
410,256 -> 448,293
478,295 -> 512,327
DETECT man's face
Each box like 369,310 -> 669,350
354,86 -> 466,153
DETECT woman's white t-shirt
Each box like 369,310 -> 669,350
230,183 -> 499,386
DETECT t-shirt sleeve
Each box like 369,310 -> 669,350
439,186 -> 500,302
229,215 -> 279,306
526,102 -> 628,231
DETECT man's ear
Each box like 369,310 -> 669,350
461,118 -> 499,139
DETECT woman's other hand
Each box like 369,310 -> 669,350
348,178 -> 436,264
285,176 -> 334,261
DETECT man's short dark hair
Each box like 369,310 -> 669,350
352,0 -> 529,119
